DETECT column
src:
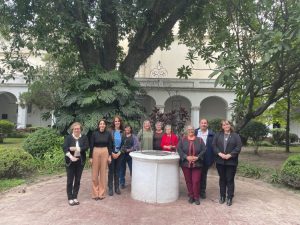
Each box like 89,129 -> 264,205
156,105 -> 165,113
191,106 -> 200,128
226,106 -> 233,121
17,104 -> 27,129
51,110 -> 56,127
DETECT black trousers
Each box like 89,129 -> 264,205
216,164 -> 237,199
108,154 -> 124,190
200,165 -> 209,194
66,160 -> 84,200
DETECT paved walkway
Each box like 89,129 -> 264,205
0,169 -> 300,225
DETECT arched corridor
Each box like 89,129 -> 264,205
200,96 -> 228,120
0,92 -> 18,123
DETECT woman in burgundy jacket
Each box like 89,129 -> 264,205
178,125 -> 206,205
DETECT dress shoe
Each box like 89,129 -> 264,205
194,199 -> 200,205
219,196 -> 225,204
68,199 -> 75,206
200,192 -> 206,199
188,197 -> 194,204
108,189 -> 113,196
226,198 -> 232,206
73,199 -> 80,205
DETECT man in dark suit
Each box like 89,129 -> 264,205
195,118 -> 215,199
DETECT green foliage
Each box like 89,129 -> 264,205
257,141 -> 273,147
270,170 -> 281,184
281,154 -> 300,189
257,88 -> 300,126
0,120 -> 15,143
0,178 -> 25,192
35,146 -> 65,174
289,133 -> 299,143
237,162 -> 261,179
54,70 -> 144,134
23,128 -> 63,158
240,121 -> 269,148
7,130 -> 29,138
271,128 -> 286,145
149,107 -> 190,135
180,0 -> 300,132
177,65 -> 192,79
0,147 -> 35,178
0,120 -> 14,134
208,118 -> 222,133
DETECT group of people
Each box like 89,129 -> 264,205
177,119 -> 242,206
62,117 -> 242,207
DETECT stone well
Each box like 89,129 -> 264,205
130,150 -> 180,203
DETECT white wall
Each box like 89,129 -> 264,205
27,105 -> 51,127
290,121 -> 300,139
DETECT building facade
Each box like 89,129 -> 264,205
1,36 -> 299,136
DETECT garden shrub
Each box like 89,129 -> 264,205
257,140 -> 273,147
281,154 -> 300,189
289,133 -> 299,143
208,118 -> 223,133
0,120 -> 15,143
7,130 -> 29,138
41,146 -> 65,173
270,170 -> 281,184
271,128 -> 286,145
237,162 -> 261,179
240,121 -> 269,143
23,128 -> 63,158
0,147 -> 35,178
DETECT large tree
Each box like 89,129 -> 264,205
0,0 -> 208,132
179,0 -> 300,132
0,0 -> 207,79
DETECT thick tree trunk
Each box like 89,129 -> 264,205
100,0 -> 118,71
119,0 -> 192,78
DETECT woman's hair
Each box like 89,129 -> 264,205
124,124 -> 133,134
164,124 -> 172,132
97,119 -> 107,129
220,119 -> 234,132
155,121 -> 163,127
70,122 -> 82,131
185,124 -> 195,132
111,115 -> 124,130
143,120 -> 152,131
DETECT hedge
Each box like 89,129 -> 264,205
281,154 -> 300,189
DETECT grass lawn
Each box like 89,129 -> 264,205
240,145 -> 300,170
238,145 -> 300,191
0,178 -> 25,192
0,137 -> 25,149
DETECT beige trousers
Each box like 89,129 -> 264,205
91,147 -> 109,198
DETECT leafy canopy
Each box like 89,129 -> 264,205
179,0 -> 300,132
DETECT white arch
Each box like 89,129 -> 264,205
0,91 -> 18,123
200,96 -> 229,120
164,95 -> 192,113
138,95 -> 156,118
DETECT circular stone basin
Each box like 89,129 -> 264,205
130,150 -> 180,203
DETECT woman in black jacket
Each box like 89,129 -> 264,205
212,120 -> 242,206
63,122 -> 89,206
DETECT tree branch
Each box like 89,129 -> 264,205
119,0 -> 194,77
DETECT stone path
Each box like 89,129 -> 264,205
0,169 -> 300,225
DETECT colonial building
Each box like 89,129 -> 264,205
1,36 -> 299,136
